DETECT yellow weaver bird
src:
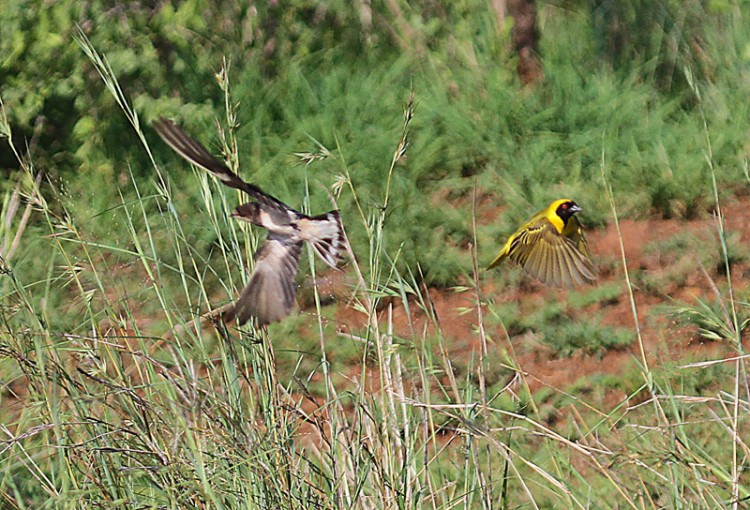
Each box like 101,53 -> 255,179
487,199 -> 596,287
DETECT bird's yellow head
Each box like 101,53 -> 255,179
546,199 -> 583,232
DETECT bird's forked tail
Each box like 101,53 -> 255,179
299,210 -> 346,269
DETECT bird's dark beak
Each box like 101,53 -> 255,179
570,204 -> 583,213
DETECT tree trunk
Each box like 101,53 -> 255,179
508,0 -> 542,85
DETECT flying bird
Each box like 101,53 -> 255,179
487,198 -> 596,287
153,118 -> 345,326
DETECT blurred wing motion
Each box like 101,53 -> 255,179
154,118 -> 345,326
225,234 -> 303,326
500,220 -> 596,288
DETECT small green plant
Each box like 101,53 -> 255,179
489,295 -> 632,357
540,314 -> 633,357
671,296 -> 750,343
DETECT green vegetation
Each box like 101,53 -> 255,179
2,1 -> 750,508
488,293 -> 632,357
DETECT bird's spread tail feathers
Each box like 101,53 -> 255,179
300,210 -> 346,269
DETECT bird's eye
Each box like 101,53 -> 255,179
561,203 -> 569,209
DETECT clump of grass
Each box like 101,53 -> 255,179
671,294 -> 750,344
568,282 -> 622,308
488,296 -> 632,357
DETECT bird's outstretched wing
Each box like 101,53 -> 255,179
507,222 -> 596,287
225,233 -> 303,326
153,118 -> 289,213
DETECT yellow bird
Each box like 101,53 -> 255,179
487,199 -> 596,287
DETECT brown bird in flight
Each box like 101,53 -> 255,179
153,118 -> 345,326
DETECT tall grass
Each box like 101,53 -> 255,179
2,7 -> 750,510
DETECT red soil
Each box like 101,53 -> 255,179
323,195 -> 750,411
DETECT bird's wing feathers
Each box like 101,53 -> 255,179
153,118 -> 288,213
228,233 -> 303,326
507,221 -> 596,287
155,117 -> 346,326
565,216 -> 592,258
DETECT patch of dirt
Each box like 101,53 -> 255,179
325,195 -> 750,410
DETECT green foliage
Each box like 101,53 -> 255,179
490,294 -> 632,356
589,0 -> 716,92
672,295 -> 750,343
568,282 -> 622,308
3,1 -> 750,508
636,227 -> 750,294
